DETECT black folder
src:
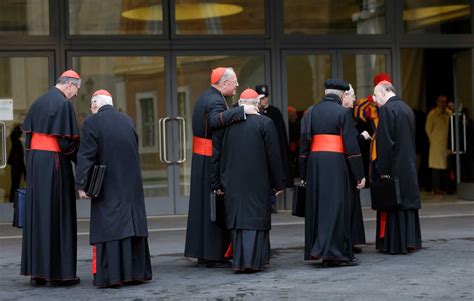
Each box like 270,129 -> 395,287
370,177 -> 401,210
210,192 -> 226,229
291,184 -> 306,217
85,165 -> 106,198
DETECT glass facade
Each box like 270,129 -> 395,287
0,1 -> 473,209
0,0 -> 49,36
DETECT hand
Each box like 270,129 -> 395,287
244,105 -> 259,115
214,189 -> 224,195
300,180 -> 306,187
380,174 -> 390,179
356,177 -> 366,190
78,189 -> 91,199
275,189 -> 284,197
361,131 -> 371,140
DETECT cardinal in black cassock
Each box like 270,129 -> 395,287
185,67 -> 257,266
299,79 -> 365,266
212,89 -> 284,272
75,90 -> 151,288
373,82 -> 422,254
21,70 -> 81,285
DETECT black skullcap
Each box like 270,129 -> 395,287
255,84 -> 269,97
324,79 -> 350,91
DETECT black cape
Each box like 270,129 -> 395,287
299,94 -> 364,261
185,86 -> 245,261
212,114 -> 284,231
75,105 -> 149,245
261,105 -> 292,187
21,87 -> 80,281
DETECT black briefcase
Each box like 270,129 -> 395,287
85,165 -> 106,198
370,177 -> 401,210
210,192 -> 226,228
12,188 -> 26,228
292,184 -> 305,217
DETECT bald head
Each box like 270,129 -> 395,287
373,82 -> 396,107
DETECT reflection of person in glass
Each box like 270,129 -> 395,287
7,113 -> 26,203
185,67 -> 258,267
21,70 -> 81,286
373,81 -> 422,254
288,106 -> 301,180
211,89 -> 284,272
299,79 -> 365,266
341,84 -> 370,253
76,90 -> 152,288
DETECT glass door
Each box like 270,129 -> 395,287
170,53 -> 268,214
70,52 -> 176,214
453,49 -> 474,200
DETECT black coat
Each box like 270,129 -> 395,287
212,114 -> 284,231
376,96 -> 421,210
75,105 -> 148,244
261,105 -> 293,187
184,86 -> 245,260
299,94 -> 364,261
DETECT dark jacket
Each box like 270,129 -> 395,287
75,105 -> 148,244
376,96 -> 421,209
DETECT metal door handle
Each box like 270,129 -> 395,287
158,117 -> 172,164
176,117 -> 187,164
461,114 -> 467,154
450,114 -> 455,153
0,122 -> 6,169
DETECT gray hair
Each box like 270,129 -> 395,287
376,82 -> 396,93
56,76 -> 81,87
216,68 -> 236,84
91,94 -> 113,109
324,89 -> 344,98
238,97 -> 260,106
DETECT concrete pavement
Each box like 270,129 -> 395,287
0,198 -> 473,300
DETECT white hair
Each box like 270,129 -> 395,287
324,89 -> 344,98
376,82 -> 396,93
91,94 -> 113,109
238,97 -> 260,106
216,68 -> 236,85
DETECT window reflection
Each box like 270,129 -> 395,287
284,0 -> 385,35
72,56 -> 168,197
174,0 -> 265,35
0,0 -> 49,36
404,0 -> 471,34
0,57 -> 49,203
342,54 -> 387,100
69,0 -> 163,35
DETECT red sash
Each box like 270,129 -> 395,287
30,133 -> 61,152
192,136 -> 212,157
310,134 -> 345,153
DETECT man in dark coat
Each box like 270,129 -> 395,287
21,70 -> 81,285
299,79 -> 366,266
373,81 -> 422,254
76,89 -> 152,288
185,67 -> 259,267
212,88 -> 284,272
7,113 -> 26,203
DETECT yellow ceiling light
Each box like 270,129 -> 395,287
403,5 -> 469,21
122,3 -> 243,22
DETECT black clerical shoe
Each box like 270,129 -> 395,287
352,246 -> 362,253
30,277 -> 47,286
51,277 -> 81,286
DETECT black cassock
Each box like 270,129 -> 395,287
261,105 -> 292,187
21,87 -> 80,281
299,94 -> 364,262
75,105 -> 151,287
212,114 -> 284,270
185,86 -> 245,261
375,96 -> 422,254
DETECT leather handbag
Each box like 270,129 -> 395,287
85,165 -> 106,198
370,177 -> 401,210
292,184 -> 306,217
210,192 -> 226,228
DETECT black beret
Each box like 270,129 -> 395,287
255,84 -> 269,97
324,79 -> 350,91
